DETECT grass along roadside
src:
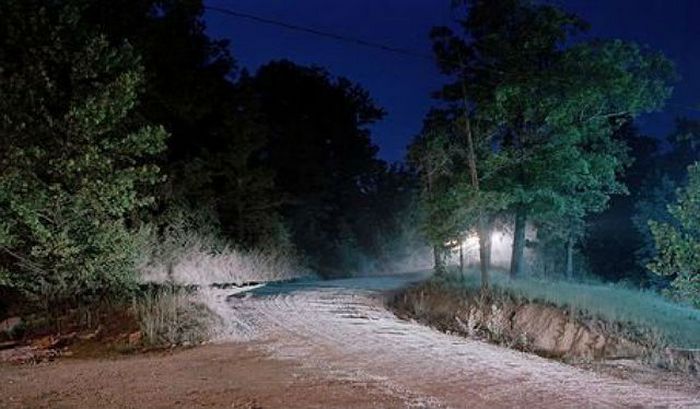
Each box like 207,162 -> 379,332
390,273 -> 700,372
133,286 -> 220,347
131,222 -> 312,346
443,270 -> 700,349
0,222 -> 308,360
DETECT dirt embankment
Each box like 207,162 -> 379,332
389,280 -> 698,372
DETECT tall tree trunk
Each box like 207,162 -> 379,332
426,168 -> 445,276
459,240 -> 464,279
565,235 -> 574,280
478,217 -> 491,288
433,245 -> 445,275
510,207 -> 527,279
463,117 -> 490,289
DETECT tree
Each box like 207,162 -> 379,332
0,1 -> 167,306
431,0 -> 675,278
246,60 -> 386,275
350,164 -> 423,273
648,162 -> 700,307
408,109 -> 509,286
408,124 -> 461,274
632,118 -> 700,283
64,3 -> 407,275
633,175 -> 678,284
583,123 -> 661,283
80,1 -> 289,249
81,0 -> 235,164
430,0 -> 589,280
510,39 -> 673,278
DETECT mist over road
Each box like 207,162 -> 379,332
216,273 -> 700,409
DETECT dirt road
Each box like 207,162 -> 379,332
2,273 -> 699,408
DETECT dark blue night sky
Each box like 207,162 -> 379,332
204,1 -> 700,163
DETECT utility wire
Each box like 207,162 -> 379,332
204,4 -> 700,116
204,5 -> 434,61
668,103 -> 700,113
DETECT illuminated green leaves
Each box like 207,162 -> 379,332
649,162 -> 700,306
0,2 -> 167,304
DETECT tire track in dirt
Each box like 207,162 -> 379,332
217,274 -> 700,409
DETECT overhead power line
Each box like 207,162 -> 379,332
668,103 -> 700,113
203,5 -> 434,61
204,4 -> 700,116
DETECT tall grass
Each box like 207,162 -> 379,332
133,286 -> 220,346
446,269 -> 700,348
132,215 -> 309,344
137,225 -> 308,286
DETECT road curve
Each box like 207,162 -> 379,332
212,273 -> 700,409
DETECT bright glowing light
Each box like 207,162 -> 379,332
491,230 -> 506,243
444,230 -> 515,268
444,239 -> 460,248
463,234 -> 479,249
445,234 -> 479,249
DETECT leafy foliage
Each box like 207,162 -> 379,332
80,2 -> 408,273
0,2 -> 167,306
648,162 -> 700,307
408,120 -> 509,250
424,0 -> 675,277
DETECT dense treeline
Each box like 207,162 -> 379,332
0,0 -> 420,314
584,118 -> 700,304
0,0 -> 697,315
0,1 -> 170,308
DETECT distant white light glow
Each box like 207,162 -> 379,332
446,229 -> 514,268
463,234 -> 479,249
491,230 -> 507,243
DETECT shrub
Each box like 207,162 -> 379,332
137,219 -> 307,286
648,161 -> 700,307
0,2 -> 167,308
133,286 -> 219,347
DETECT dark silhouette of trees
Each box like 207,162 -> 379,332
244,61 -> 410,274
0,0 -> 422,310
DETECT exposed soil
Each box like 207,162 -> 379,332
2,274 -> 699,409
388,279 -> 700,374
388,280 -> 656,362
0,307 -> 144,365
0,343 -> 404,409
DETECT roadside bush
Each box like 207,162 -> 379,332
133,286 -> 219,347
132,213 -> 307,343
137,217 -> 307,286
0,2 -> 167,309
648,161 -> 700,307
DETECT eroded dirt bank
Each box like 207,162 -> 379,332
388,279 -> 700,373
389,280 -> 653,362
2,274 -> 699,409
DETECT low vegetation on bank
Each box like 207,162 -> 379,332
390,271 -> 700,372
133,286 -> 219,347
476,273 -> 700,348
0,206 -> 309,361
